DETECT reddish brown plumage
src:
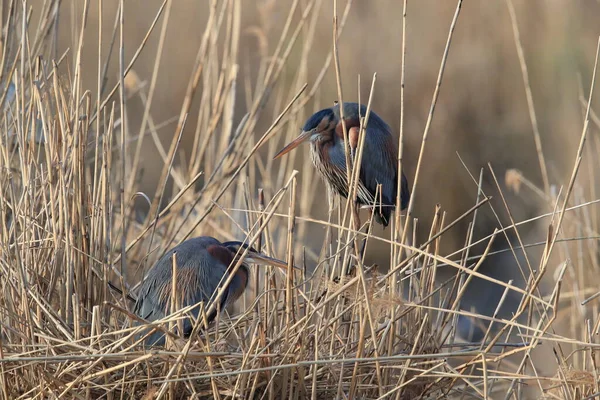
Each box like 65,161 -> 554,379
207,244 -> 235,266
348,127 -> 360,151
317,115 -> 335,134
334,117 -> 361,139
208,243 -> 248,303
228,268 -> 248,303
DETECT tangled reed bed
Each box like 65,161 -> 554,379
1,0 -> 600,399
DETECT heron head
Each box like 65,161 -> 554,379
331,102 -> 364,120
273,107 -> 336,159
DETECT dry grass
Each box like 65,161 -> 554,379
2,0 -> 600,399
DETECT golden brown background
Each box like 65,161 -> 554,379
31,0 -> 600,379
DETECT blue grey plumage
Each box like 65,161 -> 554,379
133,236 -> 249,346
301,108 -> 334,132
133,236 -> 288,346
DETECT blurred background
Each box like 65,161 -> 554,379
48,1 -> 595,209
28,0 -> 600,381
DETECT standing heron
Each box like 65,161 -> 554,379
133,236 -> 288,346
273,102 -> 410,227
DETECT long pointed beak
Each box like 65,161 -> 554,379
244,251 -> 300,270
273,130 -> 313,160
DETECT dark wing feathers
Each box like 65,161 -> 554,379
328,108 -> 402,226
358,116 -> 398,226
360,117 -> 398,201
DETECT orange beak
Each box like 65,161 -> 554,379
244,251 -> 302,271
273,130 -> 313,160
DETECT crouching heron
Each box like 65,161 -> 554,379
133,236 -> 289,345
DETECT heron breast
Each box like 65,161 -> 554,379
309,141 -> 373,204
227,266 -> 249,304
310,141 -> 339,183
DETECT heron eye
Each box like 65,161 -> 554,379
316,118 -> 331,133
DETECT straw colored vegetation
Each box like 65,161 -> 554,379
1,0 -> 600,399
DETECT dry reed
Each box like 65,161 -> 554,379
1,1 -> 600,399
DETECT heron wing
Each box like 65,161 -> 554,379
325,142 -> 374,203
359,124 -> 399,206
327,123 -> 398,206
